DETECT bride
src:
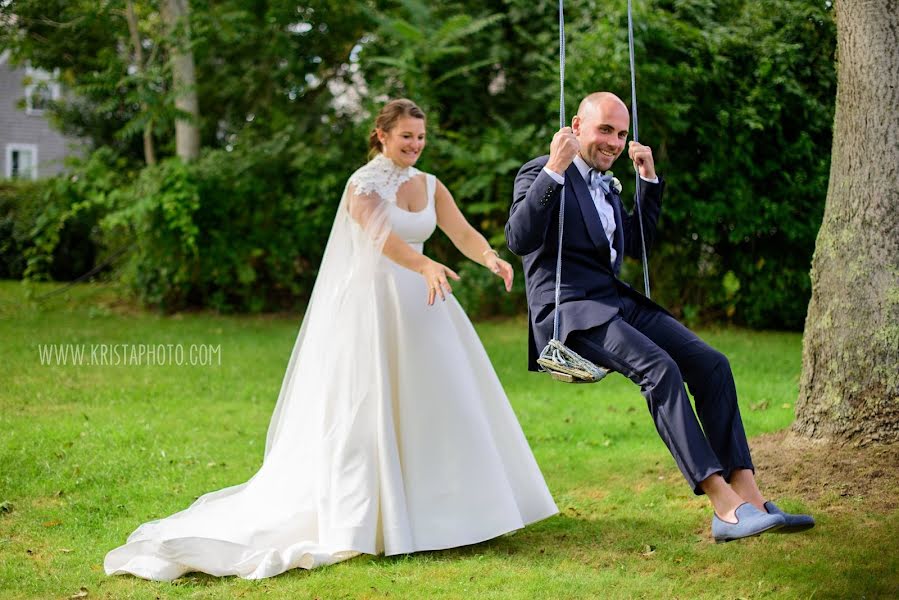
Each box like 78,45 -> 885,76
104,98 -> 558,581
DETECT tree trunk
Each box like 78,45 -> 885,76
161,0 -> 200,161
793,0 -> 899,444
124,0 -> 156,166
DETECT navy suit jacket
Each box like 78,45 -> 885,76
505,155 -> 666,371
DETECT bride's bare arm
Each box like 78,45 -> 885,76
434,179 -> 513,291
381,235 -> 461,305
379,232 -> 428,273
347,186 -> 459,305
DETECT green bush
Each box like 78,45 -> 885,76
0,149 -> 124,282
101,158 -> 201,309
0,179 -> 45,279
99,127 -> 358,313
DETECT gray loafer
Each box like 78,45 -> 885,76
712,502 -> 785,543
764,501 -> 815,533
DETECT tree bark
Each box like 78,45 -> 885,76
124,0 -> 156,166
793,0 -> 899,444
161,0 -> 200,161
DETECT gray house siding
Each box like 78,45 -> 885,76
0,52 -> 84,179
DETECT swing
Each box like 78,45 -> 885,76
535,0 -> 651,384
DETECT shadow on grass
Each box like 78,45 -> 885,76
346,513 -> 682,567
99,488 -> 898,600
162,514 -> 663,582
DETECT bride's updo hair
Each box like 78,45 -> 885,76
368,99 -> 426,158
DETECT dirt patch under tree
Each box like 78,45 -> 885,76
752,430 -> 899,513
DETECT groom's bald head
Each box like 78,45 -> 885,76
576,92 -> 629,122
573,92 -> 630,171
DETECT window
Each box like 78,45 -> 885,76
29,81 -> 53,111
24,66 -> 60,115
5,144 -> 38,180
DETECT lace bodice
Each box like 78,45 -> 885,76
349,153 -> 419,201
349,154 -> 437,246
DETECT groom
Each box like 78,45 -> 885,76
505,92 -> 814,542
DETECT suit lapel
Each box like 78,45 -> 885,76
565,163 -> 605,250
610,190 -> 625,274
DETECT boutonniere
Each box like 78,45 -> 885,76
606,171 -> 622,194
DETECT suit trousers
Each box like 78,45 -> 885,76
566,292 -> 754,494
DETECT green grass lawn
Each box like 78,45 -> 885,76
1,281 -> 896,599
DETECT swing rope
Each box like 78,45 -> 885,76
539,0 -> 650,383
627,0 -> 651,299
552,0 -> 567,342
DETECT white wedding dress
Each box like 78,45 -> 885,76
104,154 -> 558,581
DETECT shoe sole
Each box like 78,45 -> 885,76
771,523 -> 815,533
714,522 -> 784,543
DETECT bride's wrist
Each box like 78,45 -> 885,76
413,255 -> 431,274
480,248 -> 499,266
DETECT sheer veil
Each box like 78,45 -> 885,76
264,153 -> 416,457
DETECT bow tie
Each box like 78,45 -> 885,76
587,169 -> 614,195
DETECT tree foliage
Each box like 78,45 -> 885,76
0,0 -> 836,326
561,0 -> 836,327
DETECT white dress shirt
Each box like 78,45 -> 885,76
542,157 -> 658,266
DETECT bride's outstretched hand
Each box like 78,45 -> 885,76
485,254 -> 514,292
420,258 -> 461,305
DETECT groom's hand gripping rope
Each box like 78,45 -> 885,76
628,140 -> 656,181
546,127 -> 580,175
